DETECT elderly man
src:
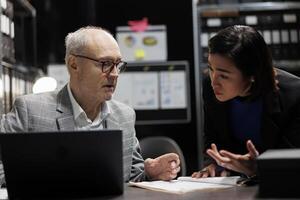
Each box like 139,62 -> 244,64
0,26 -> 180,182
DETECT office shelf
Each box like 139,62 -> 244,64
0,0 -> 37,114
197,1 -> 300,66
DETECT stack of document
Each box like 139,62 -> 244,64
129,176 -> 241,194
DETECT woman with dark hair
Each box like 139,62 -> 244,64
192,25 -> 300,179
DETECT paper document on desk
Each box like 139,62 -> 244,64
177,176 -> 241,186
129,176 -> 240,194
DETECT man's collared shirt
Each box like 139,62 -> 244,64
67,84 -> 110,130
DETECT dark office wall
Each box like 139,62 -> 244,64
30,0 -> 93,66
30,0 -> 199,174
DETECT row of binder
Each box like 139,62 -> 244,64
1,0 -> 15,64
1,0 -> 14,37
1,66 -> 34,114
201,29 -> 300,47
199,8 -> 300,62
1,34 -> 15,63
198,0 -> 299,5
1,0 -> 13,19
201,13 -> 299,29
201,30 -> 300,62
1,14 -> 14,38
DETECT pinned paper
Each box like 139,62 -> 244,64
143,36 -> 157,46
124,35 -> 136,47
128,17 -> 149,32
116,25 -> 167,62
134,49 -> 145,60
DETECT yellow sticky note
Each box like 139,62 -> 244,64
134,49 -> 145,60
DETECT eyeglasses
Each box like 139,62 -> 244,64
71,54 -> 127,74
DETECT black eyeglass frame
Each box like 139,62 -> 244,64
71,54 -> 127,73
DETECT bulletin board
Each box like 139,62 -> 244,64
113,61 -> 191,125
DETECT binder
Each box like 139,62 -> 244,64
280,29 -> 290,60
263,30 -> 271,45
289,29 -> 299,60
271,30 -> 281,61
200,33 -> 209,63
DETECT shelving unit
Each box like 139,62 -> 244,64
198,2 -> 300,70
0,0 -> 37,114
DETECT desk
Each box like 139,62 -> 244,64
4,185 -> 293,200
93,185 -> 259,200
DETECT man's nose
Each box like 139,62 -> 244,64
107,65 -> 119,77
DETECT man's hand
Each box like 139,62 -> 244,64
144,153 -> 180,181
191,163 -> 230,178
206,140 -> 259,177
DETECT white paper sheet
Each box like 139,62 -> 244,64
132,72 -> 159,110
113,73 -> 134,107
177,176 -> 241,186
129,176 -> 240,194
114,72 -> 159,110
160,71 -> 187,109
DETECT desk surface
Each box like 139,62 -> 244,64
93,185 -> 259,200
4,185 -> 293,200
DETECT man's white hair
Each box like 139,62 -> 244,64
64,26 -> 112,64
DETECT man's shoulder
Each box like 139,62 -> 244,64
14,90 -> 59,107
107,100 -> 136,124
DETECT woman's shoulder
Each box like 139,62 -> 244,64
275,68 -> 300,106
276,68 -> 300,90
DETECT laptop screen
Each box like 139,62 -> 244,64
0,130 -> 123,199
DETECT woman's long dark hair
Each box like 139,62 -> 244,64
208,25 -> 276,98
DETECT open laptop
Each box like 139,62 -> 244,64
0,130 -> 123,199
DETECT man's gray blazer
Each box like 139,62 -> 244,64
0,85 -> 146,182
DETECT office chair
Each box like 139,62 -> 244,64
139,136 -> 186,176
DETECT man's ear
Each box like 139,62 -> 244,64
67,55 -> 77,71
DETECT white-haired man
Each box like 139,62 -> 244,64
1,26 -> 180,182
